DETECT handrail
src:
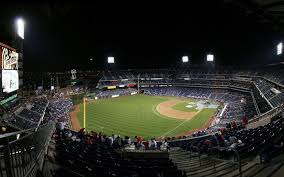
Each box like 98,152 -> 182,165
168,133 -> 213,143
248,104 -> 283,124
253,83 -> 274,109
0,127 -> 35,139
209,146 -> 242,177
250,91 -> 261,116
0,122 -> 55,177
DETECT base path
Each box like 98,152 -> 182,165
69,105 -> 81,131
156,100 -> 199,120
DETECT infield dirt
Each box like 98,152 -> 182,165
156,100 -> 199,119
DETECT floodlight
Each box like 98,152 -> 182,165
16,18 -> 25,39
277,42 -> 282,55
182,56 -> 189,63
207,54 -> 214,62
108,56 -> 114,63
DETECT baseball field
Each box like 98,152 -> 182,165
71,94 -> 217,139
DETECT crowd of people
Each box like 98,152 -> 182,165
144,87 -> 257,127
95,88 -> 138,98
169,111 -> 284,159
57,127 -> 170,151
53,128 -> 183,177
43,98 -> 73,128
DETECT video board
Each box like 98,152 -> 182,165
2,70 -> 19,93
0,42 -> 19,94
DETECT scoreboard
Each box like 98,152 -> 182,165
0,42 -> 19,94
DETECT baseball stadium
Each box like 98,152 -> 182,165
1,2 -> 284,177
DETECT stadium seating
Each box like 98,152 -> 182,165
53,129 -> 184,177
143,87 -> 257,127
1,67 -> 284,177
96,88 -> 138,98
42,98 -> 73,126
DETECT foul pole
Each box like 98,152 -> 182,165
138,73 -> 140,93
83,97 -> 86,128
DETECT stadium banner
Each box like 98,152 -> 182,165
0,94 -> 17,105
150,78 -> 163,80
111,95 -> 119,98
107,86 -> 116,90
127,83 -> 136,88
131,92 -> 137,95
0,42 -> 18,69
2,70 -> 19,93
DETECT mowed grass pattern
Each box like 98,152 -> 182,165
77,95 -> 216,139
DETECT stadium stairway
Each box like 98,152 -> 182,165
169,148 -> 284,177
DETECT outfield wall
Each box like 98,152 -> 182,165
94,91 -> 138,100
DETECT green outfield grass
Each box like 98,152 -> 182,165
172,102 -> 199,112
77,94 -> 216,139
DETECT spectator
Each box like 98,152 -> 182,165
124,136 -> 131,145
150,138 -> 157,150
134,136 -> 138,147
231,121 -> 237,129
242,116 -> 248,126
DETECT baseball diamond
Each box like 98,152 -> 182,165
70,94 -> 217,139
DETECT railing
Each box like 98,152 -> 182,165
247,105 -> 283,129
174,139 -> 244,177
0,122 -> 55,177
253,83 -> 274,109
209,147 -> 243,177
168,133 -> 213,147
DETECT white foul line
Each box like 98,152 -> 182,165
159,118 -> 192,138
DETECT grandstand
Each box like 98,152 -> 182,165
3,66 -> 282,177
1,2 -> 284,177
2,66 -> 284,177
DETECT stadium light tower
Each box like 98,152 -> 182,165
16,18 -> 25,39
207,54 -> 214,62
107,56 -> 115,64
277,42 -> 282,55
182,56 -> 189,63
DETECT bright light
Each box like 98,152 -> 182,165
16,18 -> 25,39
277,42 -> 282,55
182,56 -> 189,63
108,56 -> 114,63
207,54 -> 214,62
90,58 -> 93,61
2,70 -> 19,93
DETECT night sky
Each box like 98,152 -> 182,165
0,1 -> 281,71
